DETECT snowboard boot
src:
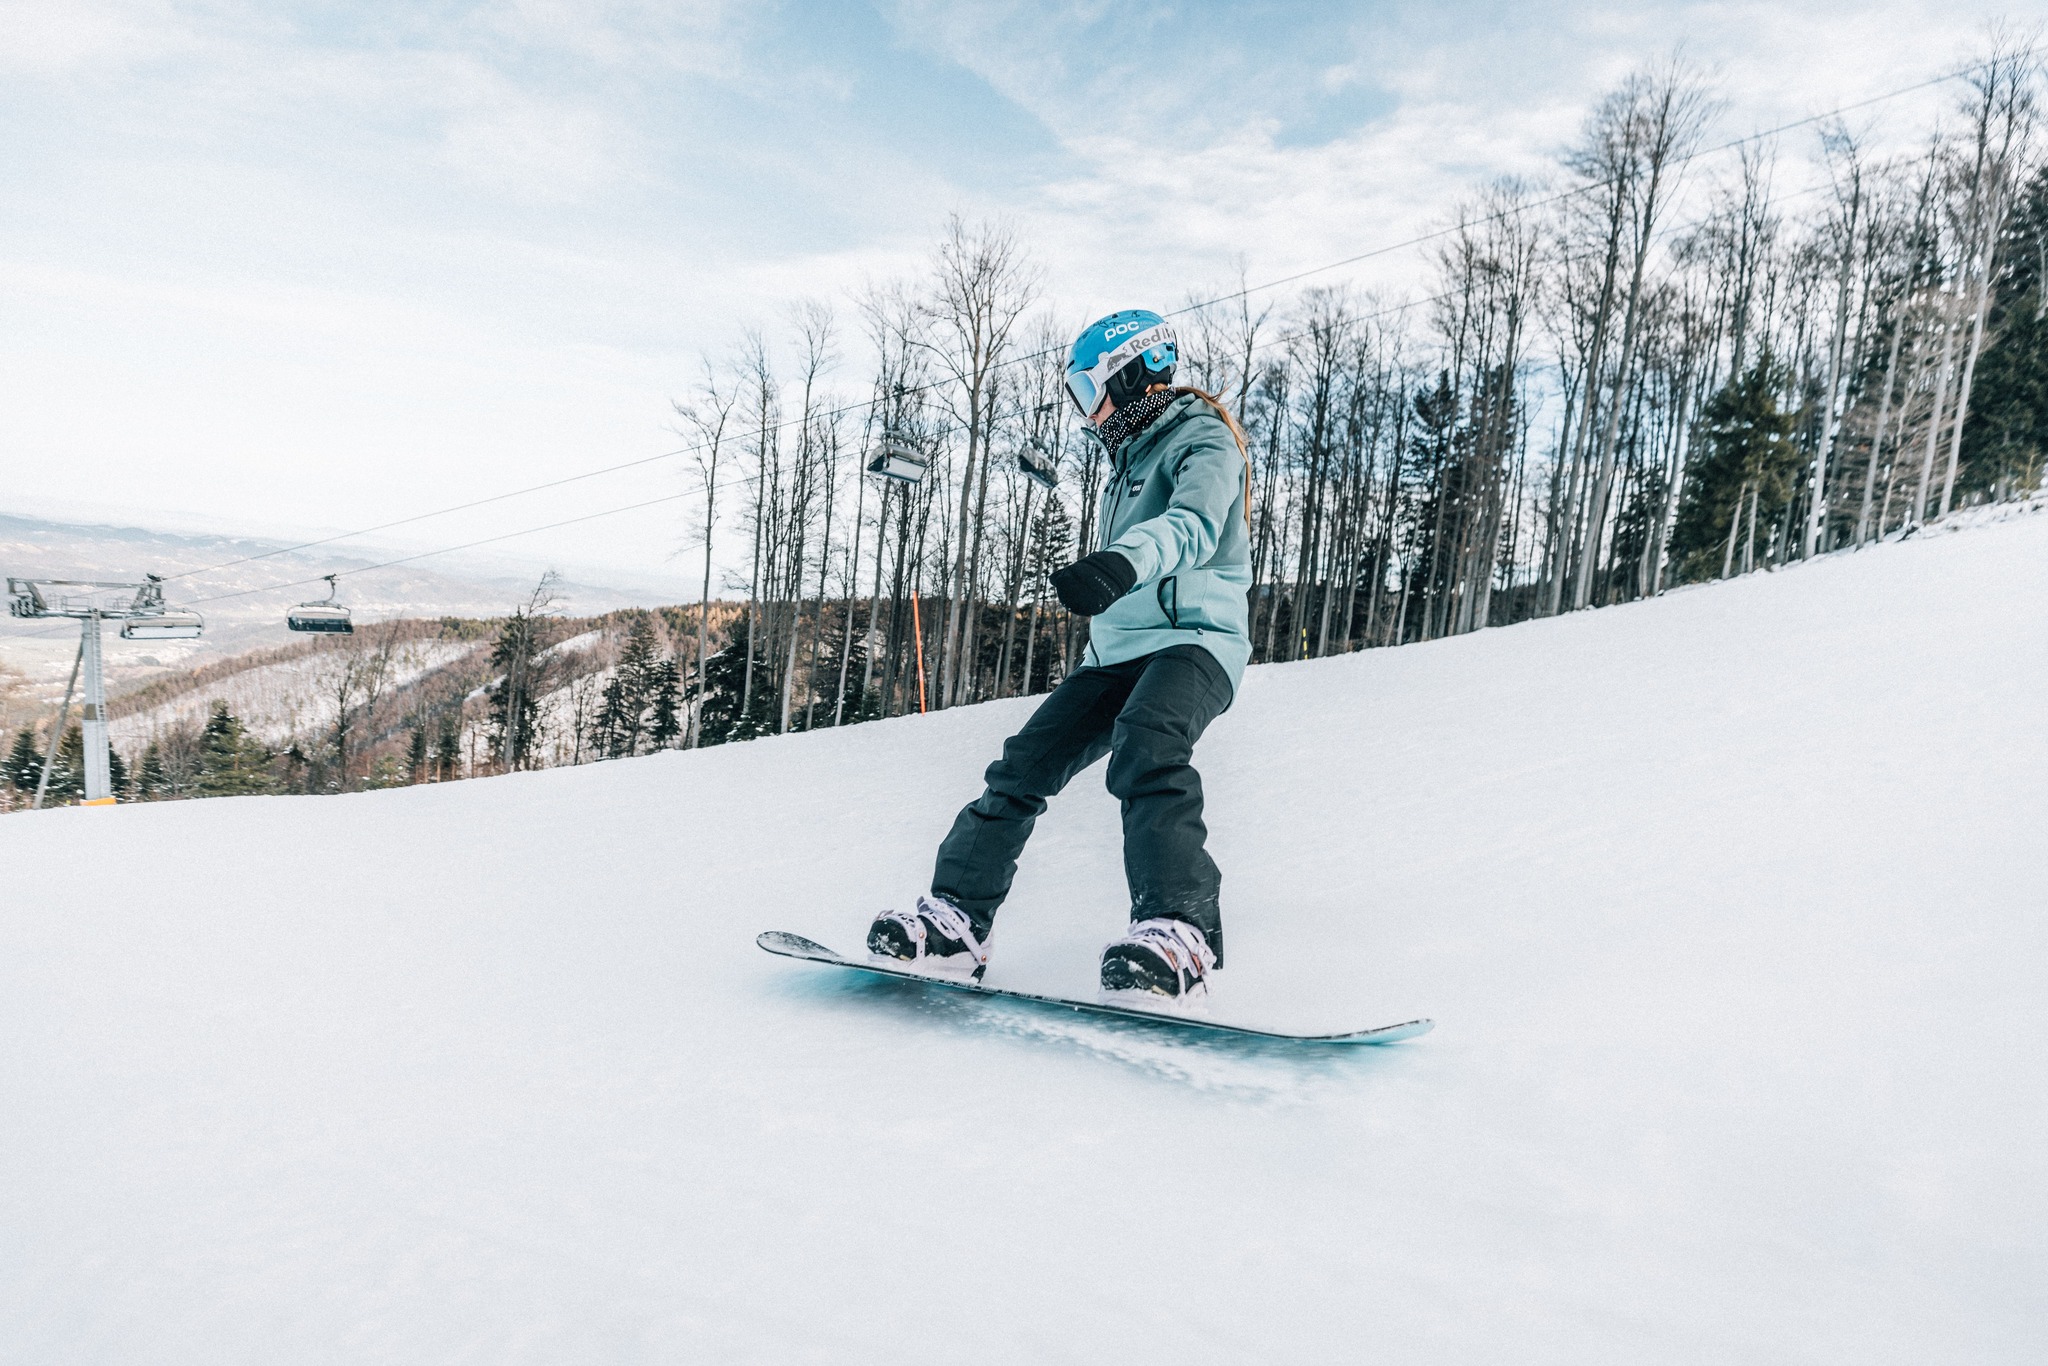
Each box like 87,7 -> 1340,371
867,894 -> 989,982
1099,917 -> 1217,1002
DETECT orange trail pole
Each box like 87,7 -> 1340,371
911,591 -> 928,715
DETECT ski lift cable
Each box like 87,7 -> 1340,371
121,179 -> 1838,617
129,47 -> 2018,595
176,491 -> 702,609
144,292 -> 1441,614
0,156 -> 1866,639
161,291 -> 1461,609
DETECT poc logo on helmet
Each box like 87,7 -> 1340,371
1103,320 -> 1146,339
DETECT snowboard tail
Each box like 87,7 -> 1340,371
757,931 -> 1433,1045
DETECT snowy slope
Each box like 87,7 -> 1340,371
4,512 -> 2045,1364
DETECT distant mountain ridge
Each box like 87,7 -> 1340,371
0,510 -> 668,720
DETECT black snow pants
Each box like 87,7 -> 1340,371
931,644 -> 1234,964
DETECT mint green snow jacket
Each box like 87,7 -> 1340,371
1085,391 -> 1254,693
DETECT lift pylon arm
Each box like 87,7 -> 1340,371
8,570 -> 203,806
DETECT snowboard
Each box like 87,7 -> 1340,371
757,931 -> 1433,1045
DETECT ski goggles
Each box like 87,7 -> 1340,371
1064,323 -> 1177,416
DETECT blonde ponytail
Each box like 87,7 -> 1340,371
1163,386 -> 1252,529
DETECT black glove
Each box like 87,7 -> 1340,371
1049,550 -> 1137,616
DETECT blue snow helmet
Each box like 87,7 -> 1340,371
1066,309 -> 1177,416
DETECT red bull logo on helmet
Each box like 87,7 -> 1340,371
1066,309 -> 1179,415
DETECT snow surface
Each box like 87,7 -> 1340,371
5,512 -> 2046,1363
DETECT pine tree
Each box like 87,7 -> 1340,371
595,674 -> 629,759
1959,165 -> 2048,500
44,725 -> 85,803
12,726 -> 132,803
435,710 -> 463,781
1020,496 -> 1074,698
138,742 -> 167,800
593,614 -> 665,759
612,615 -> 663,757
406,726 -> 429,783
487,586 -> 556,772
1668,355 -> 1801,583
195,701 -> 276,797
278,743 -> 310,794
647,656 -> 683,749
361,754 -> 408,789
1397,371 -> 1463,642
694,639 -> 776,746
4,727 -> 42,794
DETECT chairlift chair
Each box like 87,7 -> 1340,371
1017,438 -> 1059,491
122,611 -> 204,641
867,438 -> 928,484
287,575 -> 354,634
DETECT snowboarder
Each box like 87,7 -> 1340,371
868,309 -> 1253,1002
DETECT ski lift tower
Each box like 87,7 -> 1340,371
7,575 -> 203,806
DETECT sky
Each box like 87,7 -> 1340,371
0,0 -> 2027,604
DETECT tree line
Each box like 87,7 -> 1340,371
1,600 -> 734,808
661,38 -> 2044,737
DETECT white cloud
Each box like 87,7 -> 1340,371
873,0 -> 2017,321
432,72 -> 640,200
0,0 -> 195,73
479,0 -> 748,74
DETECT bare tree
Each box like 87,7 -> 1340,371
675,358 -> 738,748
1939,32 -> 2041,519
1805,124 -> 1867,558
781,301 -> 836,733
917,216 -> 1038,708
491,571 -> 560,773
1573,59 -> 1716,608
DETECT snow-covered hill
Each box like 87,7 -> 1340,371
0,511 -> 659,716
4,511 -> 2045,1363
106,636 -> 483,752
